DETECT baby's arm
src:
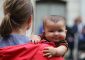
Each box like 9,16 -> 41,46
54,45 -> 67,56
43,40 -> 68,58
43,45 -> 67,58
55,39 -> 68,56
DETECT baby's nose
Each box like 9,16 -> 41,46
54,32 -> 59,36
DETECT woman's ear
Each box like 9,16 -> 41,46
28,15 -> 32,24
27,15 -> 33,29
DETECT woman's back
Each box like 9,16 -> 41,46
0,34 -> 31,47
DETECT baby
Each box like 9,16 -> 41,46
31,15 -> 68,58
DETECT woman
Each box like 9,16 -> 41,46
0,0 -> 64,60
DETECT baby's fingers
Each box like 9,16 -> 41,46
44,47 -> 49,50
48,54 -> 52,58
30,35 -> 41,44
43,53 -> 51,56
31,39 -> 40,44
43,53 -> 52,58
43,50 -> 49,53
31,40 -> 36,43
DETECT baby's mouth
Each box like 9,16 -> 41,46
53,38 -> 59,42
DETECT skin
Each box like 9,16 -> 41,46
43,20 -> 67,58
44,20 -> 67,42
11,16 -> 32,35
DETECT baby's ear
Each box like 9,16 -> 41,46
65,30 -> 67,33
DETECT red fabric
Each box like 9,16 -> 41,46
0,41 -> 64,60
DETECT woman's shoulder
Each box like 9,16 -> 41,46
0,34 -> 31,48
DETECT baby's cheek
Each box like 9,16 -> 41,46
59,36 -> 65,40
59,33 -> 66,40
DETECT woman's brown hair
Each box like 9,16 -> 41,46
0,0 -> 33,37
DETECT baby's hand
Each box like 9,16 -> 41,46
43,47 -> 57,58
30,35 -> 41,44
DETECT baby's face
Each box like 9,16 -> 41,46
44,20 -> 67,42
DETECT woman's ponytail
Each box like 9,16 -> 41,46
0,0 -> 33,37
0,13 -> 12,37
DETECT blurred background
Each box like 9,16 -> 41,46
0,0 -> 85,60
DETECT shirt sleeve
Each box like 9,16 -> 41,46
38,32 -> 45,40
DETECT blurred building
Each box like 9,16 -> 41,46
32,0 -> 82,34
0,0 -> 85,35
0,0 -> 4,24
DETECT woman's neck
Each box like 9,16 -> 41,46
11,28 -> 26,35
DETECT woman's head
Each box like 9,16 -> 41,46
0,0 -> 33,37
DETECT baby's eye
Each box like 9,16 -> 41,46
49,30 -> 54,32
58,29 -> 63,32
